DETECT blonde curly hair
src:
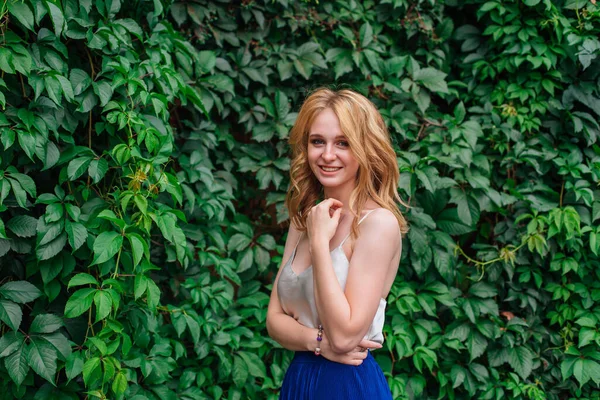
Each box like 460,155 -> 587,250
285,87 -> 408,239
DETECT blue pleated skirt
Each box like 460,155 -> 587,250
279,351 -> 392,399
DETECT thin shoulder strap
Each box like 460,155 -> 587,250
293,232 -> 303,252
339,209 -> 378,247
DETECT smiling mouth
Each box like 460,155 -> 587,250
319,166 -> 342,172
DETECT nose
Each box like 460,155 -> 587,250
321,145 -> 336,162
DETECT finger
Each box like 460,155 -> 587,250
359,339 -> 382,349
332,207 -> 342,222
322,198 -> 344,208
352,351 -> 368,359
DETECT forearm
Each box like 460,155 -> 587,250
266,311 -> 318,352
311,241 -> 360,352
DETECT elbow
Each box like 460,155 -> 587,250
328,333 -> 360,354
266,310 -> 282,342
266,313 -> 275,340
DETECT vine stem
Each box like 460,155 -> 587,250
559,181 -> 565,207
455,237 -> 530,282
88,111 -> 92,148
111,245 -> 123,279
85,48 -> 95,79
85,306 -> 95,341
19,73 -> 26,98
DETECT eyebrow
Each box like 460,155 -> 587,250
309,133 -> 347,139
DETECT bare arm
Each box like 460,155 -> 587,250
266,225 -> 314,351
310,208 -> 401,353
266,224 -> 382,363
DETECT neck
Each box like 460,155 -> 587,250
323,181 -> 355,214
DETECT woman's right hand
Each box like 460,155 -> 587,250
318,331 -> 382,366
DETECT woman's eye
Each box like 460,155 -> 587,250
310,139 -> 324,145
338,141 -> 349,147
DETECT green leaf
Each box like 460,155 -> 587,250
64,288 -> 96,318
413,68 -> 449,93
127,233 -> 147,267
197,50 -> 216,74
97,210 -> 127,230
146,279 -> 160,310
237,351 -> 266,378
0,281 -> 42,304
0,299 -> 22,331
40,332 -> 71,359
28,339 -> 57,384
572,359 -> 600,387
436,208 -> 473,235
360,22 -> 373,48
237,248 -> 253,273
232,355 -> 249,387
184,314 -> 200,344
450,365 -> 466,388
30,314 -> 63,334
88,158 -> 108,184
0,331 -> 24,357
114,18 -> 142,39
65,352 -> 84,382
82,356 -> 101,386
11,171 -> 36,196
508,346 -> 534,379
68,273 -> 99,289
67,156 -> 93,181
7,215 -> 38,237
65,220 -> 88,251
45,0 -> 65,36
56,75 -> 74,102
469,282 -> 497,298
0,219 -> 6,239
564,0 -> 587,9
42,141 -> 60,171
8,1 -> 35,31
467,332 -> 488,361
228,233 -> 252,252
0,238 -> 10,257
134,275 -> 148,300
93,290 -> 112,322
36,231 -> 67,260
5,341 -> 29,386
112,372 -> 128,396
45,203 -> 64,223
44,75 -> 62,105
91,231 -> 123,265
414,90 -> 431,114
93,82 -> 113,107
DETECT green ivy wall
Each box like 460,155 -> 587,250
0,0 -> 599,399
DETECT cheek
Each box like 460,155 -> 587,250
344,153 -> 359,170
307,148 -> 320,163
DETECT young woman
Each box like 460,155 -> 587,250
266,88 -> 408,399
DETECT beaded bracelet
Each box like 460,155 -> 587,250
314,324 -> 323,356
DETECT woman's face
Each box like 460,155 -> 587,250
307,108 -> 359,191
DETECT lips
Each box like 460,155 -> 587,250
319,166 -> 342,172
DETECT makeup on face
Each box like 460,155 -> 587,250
307,108 -> 359,190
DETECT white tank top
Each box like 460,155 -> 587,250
276,210 -> 387,344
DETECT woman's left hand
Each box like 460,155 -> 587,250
306,198 -> 343,245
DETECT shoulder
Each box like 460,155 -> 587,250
286,220 -> 302,244
360,208 -> 401,239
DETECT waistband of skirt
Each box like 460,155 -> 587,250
292,350 -> 372,363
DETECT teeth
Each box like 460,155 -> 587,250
321,167 -> 341,172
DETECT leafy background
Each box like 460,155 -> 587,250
0,0 -> 599,399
